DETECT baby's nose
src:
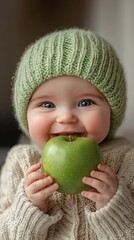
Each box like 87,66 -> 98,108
56,113 -> 77,124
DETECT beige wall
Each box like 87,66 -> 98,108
84,0 -> 134,143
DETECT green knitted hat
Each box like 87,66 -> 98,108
12,28 -> 126,139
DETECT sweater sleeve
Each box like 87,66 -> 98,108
0,145 -> 63,240
84,148 -> 134,240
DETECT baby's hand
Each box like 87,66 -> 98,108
24,162 -> 59,213
81,164 -> 118,210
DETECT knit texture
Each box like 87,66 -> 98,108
12,28 -> 126,138
0,138 -> 134,239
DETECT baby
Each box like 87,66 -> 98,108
0,28 -> 134,239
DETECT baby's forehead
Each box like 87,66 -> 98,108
30,75 -> 104,101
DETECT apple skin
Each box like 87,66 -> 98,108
42,136 -> 103,194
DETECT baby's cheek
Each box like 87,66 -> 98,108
28,116 -> 50,145
85,110 -> 110,143
85,111 -> 103,130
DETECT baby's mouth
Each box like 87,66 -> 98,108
50,132 -> 84,138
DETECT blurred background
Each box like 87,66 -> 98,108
0,0 -> 134,167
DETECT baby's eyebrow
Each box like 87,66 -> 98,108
30,95 -> 52,102
78,93 -> 105,101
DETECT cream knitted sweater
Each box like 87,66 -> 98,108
0,138 -> 134,239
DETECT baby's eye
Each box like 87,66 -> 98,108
78,99 -> 95,107
41,101 -> 56,109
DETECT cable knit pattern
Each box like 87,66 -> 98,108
0,138 -> 134,239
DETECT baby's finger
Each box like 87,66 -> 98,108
25,162 -> 41,176
97,164 -> 116,179
34,183 -> 59,200
83,176 -> 108,194
81,189 -> 100,203
28,176 -> 53,193
25,170 -> 46,186
90,170 -> 116,188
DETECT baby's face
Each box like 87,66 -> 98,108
27,76 -> 110,149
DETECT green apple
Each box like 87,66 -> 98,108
42,136 -> 103,194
